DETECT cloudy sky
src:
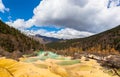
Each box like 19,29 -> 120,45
0,0 -> 120,39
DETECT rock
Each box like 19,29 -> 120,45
85,58 -> 89,61
102,55 -> 120,68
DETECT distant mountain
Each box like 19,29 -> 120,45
0,20 -> 43,58
47,25 -> 120,55
34,34 -> 63,44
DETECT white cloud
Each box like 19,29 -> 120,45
108,0 -> 120,8
6,19 -> 34,30
6,0 -> 120,39
0,0 -> 9,13
50,28 -> 93,39
6,19 -> 26,29
31,0 -> 120,33
23,28 -> 93,39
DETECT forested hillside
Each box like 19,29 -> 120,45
47,25 -> 120,55
0,20 -> 43,58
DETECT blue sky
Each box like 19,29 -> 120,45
1,0 -> 63,33
26,26 -> 63,32
2,0 -> 40,21
0,0 -> 120,39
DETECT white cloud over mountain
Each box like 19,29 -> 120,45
6,0 -> 120,39
22,28 -> 93,39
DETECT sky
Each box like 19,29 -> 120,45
0,0 -> 120,39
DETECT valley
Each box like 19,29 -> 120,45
0,20 -> 120,77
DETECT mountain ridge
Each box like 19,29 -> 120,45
34,34 -> 63,44
46,25 -> 120,55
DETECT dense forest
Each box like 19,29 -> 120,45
46,25 -> 120,55
0,20 -> 43,58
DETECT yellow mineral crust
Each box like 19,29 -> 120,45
0,57 -> 118,77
